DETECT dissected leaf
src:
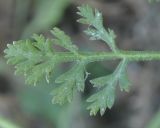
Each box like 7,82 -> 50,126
77,5 -> 95,25
3,5 -> 134,117
84,28 -> 101,40
51,62 -> 86,105
88,59 -> 130,116
4,35 -> 55,85
119,70 -> 131,92
55,62 -> 86,91
77,5 -> 117,52
32,34 -> 53,53
87,84 -> 116,116
51,27 -> 78,54
77,5 -> 103,29
51,81 -> 75,105
90,74 -> 113,88
114,59 -> 131,92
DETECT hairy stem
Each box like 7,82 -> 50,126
54,50 -> 160,63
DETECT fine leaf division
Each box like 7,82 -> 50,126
4,5 -> 160,116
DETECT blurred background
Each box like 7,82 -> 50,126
0,0 -> 160,128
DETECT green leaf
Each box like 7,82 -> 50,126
32,34 -> 53,53
90,74 -> 113,88
87,59 -> 130,116
51,81 -> 75,105
77,5 -> 95,25
87,85 -> 116,116
51,27 -> 78,54
77,5 -> 103,29
77,5 -> 117,52
84,28 -> 101,40
5,4 -> 156,117
4,35 -> 56,85
114,59 -> 131,92
119,70 -> 131,92
51,62 -> 86,105
55,62 -> 86,92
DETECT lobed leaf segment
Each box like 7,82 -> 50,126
4,5 -> 160,116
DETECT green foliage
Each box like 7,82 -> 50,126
4,35 -> 55,85
51,27 -> 78,54
4,4 -> 160,116
87,59 -> 130,116
51,62 -> 86,105
77,5 -> 117,52
55,62 -> 86,92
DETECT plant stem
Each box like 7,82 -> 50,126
55,50 -> 160,63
